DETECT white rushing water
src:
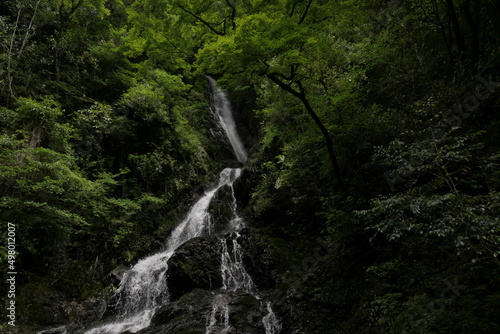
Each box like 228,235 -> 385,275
84,168 -> 242,334
263,301 -> 282,334
203,124 -> 280,333
205,294 -> 231,334
208,76 -> 248,164
220,234 -> 254,292
82,77 -> 281,334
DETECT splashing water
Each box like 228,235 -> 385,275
263,301 -> 282,334
205,294 -> 232,334
203,142 -> 281,334
220,233 -> 255,292
81,77 -> 280,334
83,168 -> 242,334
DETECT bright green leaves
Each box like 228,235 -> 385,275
0,0 -> 114,102
173,0 -> 240,37
121,84 -> 166,121
122,0 -> 169,57
104,197 -> 141,247
1,97 -> 72,152
117,69 -> 192,130
120,0 -> 196,74
196,10 -> 313,84
194,0 -> 365,83
72,102 -> 113,131
0,146 -> 86,258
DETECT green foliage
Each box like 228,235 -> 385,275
1,0 -> 500,332
358,119 -> 500,260
0,0 -> 220,317
1,97 -> 72,152
0,145 -> 85,261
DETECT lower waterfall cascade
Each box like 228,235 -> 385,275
64,78 -> 282,334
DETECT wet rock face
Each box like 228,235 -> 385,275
207,95 -> 237,164
138,289 -> 267,334
166,229 -> 277,302
226,88 -> 260,151
139,289 -> 212,334
37,326 -> 68,334
225,292 -> 266,334
56,230 -> 281,334
208,184 -> 236,233
166,236 -> 223,301
233,167 -> 253,208
237,229 -> 277,290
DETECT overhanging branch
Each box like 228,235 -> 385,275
177,4 -> 225,36
266,73 -> 345,189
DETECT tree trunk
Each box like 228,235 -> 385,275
462,0 -> 480,64
267,74 -> 345,191
445,0 -> 466,59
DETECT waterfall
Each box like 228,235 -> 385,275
83,168 -> 242,334
263,301 -> 282,334
207,76 -> 248,164
205,294 -> 231,334
205,77 -> 280,333
206,168 -> 281,334
220,234 -> 254,292
79,78 -> 280,334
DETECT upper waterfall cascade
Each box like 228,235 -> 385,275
75,78 -> 280,334
207,76 -> 248,164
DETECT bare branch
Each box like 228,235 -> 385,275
177,4 -> 225,36
298,0 -> 313,25
267,72 -> 345,189
18,0 -> 41,58
224,0 -> 237,30
6,4 -> 22,99
290,0 -> 305,17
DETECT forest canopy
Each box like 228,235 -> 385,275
1,0 -> 499,333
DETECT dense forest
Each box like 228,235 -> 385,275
1,0 -> 499,333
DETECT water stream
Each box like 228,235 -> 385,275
80,77 -> 280,334
207,76 -> 247,164
84,168 -> 243,334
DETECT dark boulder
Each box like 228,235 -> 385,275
233,167 -> 253,208
225,292 -> 266,334
138,289 -> 267,334
208,184 -> 237,233
236,229 -> 277,290
138,288 -> 213,334
166,236 -> 223,301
